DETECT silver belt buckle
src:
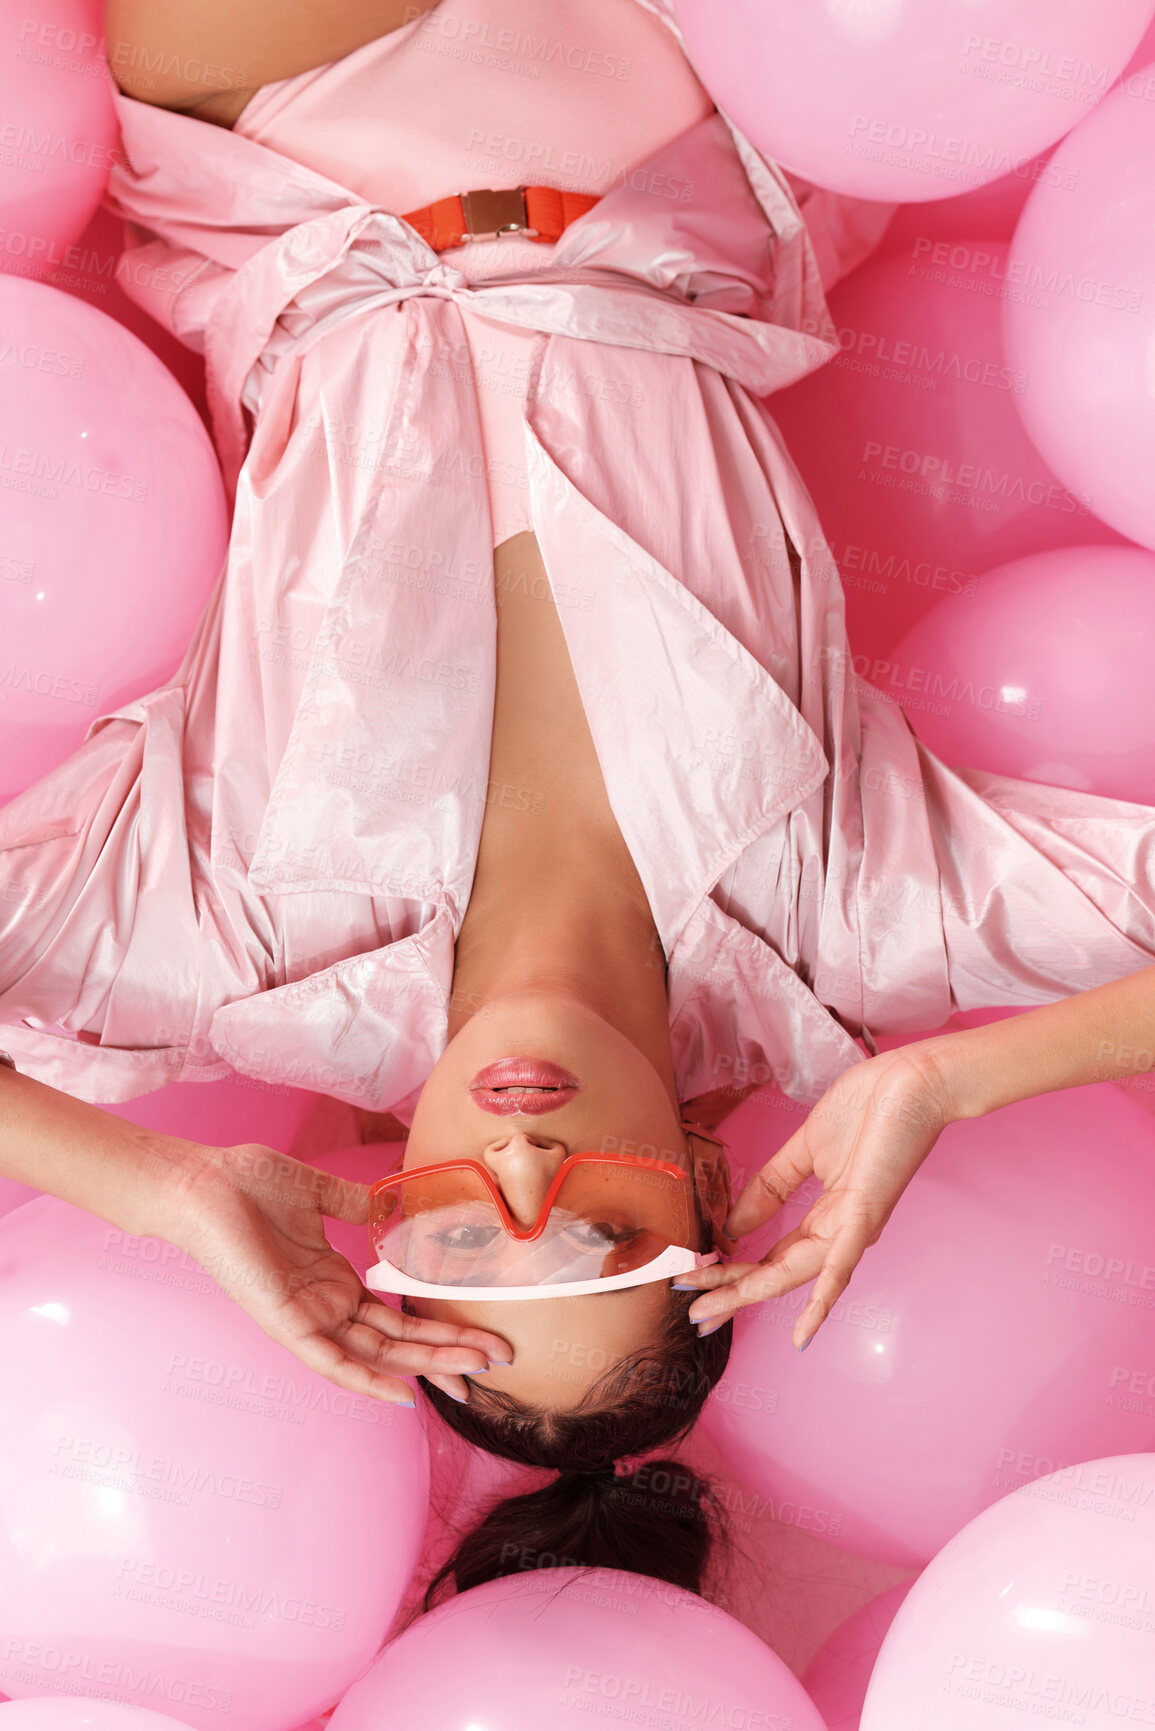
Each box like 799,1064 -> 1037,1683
460,185 -> 535,242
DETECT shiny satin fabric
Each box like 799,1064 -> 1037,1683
1,0 -> 1154,1118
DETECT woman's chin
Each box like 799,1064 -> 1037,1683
420,1286 -> 671,1411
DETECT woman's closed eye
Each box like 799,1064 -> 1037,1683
428,1220 -> 504,1253
560,1218 -> 641,1252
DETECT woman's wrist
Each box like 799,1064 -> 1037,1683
899,1029 -> 1001,1122
898,966 -> 1155,1124
0,1063 -> 211,1244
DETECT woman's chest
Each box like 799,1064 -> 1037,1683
477,530 -> 630,861
228,0 -> 714,217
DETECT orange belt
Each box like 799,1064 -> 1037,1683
400,184 -> 600,251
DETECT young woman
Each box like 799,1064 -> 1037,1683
3,0 -> 1155,1603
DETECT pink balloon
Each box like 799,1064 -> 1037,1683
0,1177 -> 39,1220
670,0 -> 1155,201
0,275 -> 228,802
769,243 -> 1124,670
106,1072 -> 319,1158
309,1139 -> 546,1587
800,1583 -> 916,1731
0,1198 -> 429,1731
9,202 -> 211,423
878,156 -> 1046,258
888,543 -> 1155,801
327,1567 -> 828,1731
1122,13 -> 1155,77
702,1083 -> 1155,1567
875,22 -> 1155,259
0,0 -> 118,255
860,1453 -> 1155,1728
1003,68 -> 1155,550
0,1703 -> 196,1729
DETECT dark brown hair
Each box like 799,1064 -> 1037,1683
417,1201 -> 733,1609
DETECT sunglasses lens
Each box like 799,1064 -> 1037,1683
369,1160 -> 690,1289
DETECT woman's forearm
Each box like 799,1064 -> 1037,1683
924,963 -> 1155,1121
0,1065 -> 203,1242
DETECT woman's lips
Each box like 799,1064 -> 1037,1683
469,1058 -> 581,1116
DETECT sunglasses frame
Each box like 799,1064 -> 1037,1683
364,1129 -> 728,1303
364,1242 -> 721,1302
368,1148 -> 697,1244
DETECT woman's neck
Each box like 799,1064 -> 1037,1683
448,531 -> 678,1102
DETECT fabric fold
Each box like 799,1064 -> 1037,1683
4,6 -> 1155,1114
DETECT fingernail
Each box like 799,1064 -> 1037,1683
796,1336 -> 813,1353
487,1358 -> 514,1366
670,1281 -> 699,1291
696,1317 -> 727,1338
394,1395 -> 417,1407
444,1387 -> 469,1404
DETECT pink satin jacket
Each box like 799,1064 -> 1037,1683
2,0 -> 1153,1117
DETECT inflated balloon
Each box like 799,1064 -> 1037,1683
769,242 -> 1120,669
31,203 -> 211,419
0,1197 -> 429,1731
1121,11 -> 1155,78
860,1454 -> 1155,1728
878,151 -> 1049,259
0,0 -> 118,254
0,1177 -> 38,1221
671,0 -> 1155,201
0,276 -> 228,802
1004,68 -> 1155,550
800,1582 -> 915,1731
703,1083 -> 1155,1567
310,1139 -> 540,1550
328,1567 -> 828,1731
107,1071 -> 319,1158
889,545 -> 1155,801
0,1702 -> 196,1729
877,28 -> 1155,262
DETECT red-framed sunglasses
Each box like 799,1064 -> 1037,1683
363,1141 -> 725,1302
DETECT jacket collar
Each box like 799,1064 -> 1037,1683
526,425 -> 830,955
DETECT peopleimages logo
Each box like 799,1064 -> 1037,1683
858,439 -> 1090,514
115,1557 -> 347,1630
0,445 -> 149,502
910,235 -> 1142,312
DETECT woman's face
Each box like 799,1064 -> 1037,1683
401,991 -> 703,1409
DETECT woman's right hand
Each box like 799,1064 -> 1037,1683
171,1142 -> 513,1406
675,1045 -> 955,1350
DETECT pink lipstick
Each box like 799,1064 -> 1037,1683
469,1058 -> 581,1116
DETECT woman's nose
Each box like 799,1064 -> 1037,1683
481,1131 -> 568,1228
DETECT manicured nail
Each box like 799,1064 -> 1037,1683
394,1395 -> 417,1407
487,1358 -> 514,1366
796,1336 -> 813,1353
696,1317 -> 726,1338
444,1386 -> 469,1404
670,1281 -> 699,1291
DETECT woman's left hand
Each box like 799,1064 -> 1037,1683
675,1044 -> 957,1351
174,1143 -> 513,1407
